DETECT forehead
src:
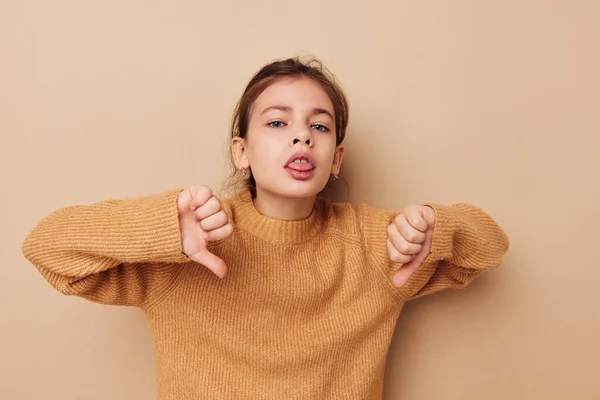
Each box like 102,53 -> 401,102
253,77 -> 334,114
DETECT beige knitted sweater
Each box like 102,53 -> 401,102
22,188 -> 509,399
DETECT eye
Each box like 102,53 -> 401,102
312,124 -> 330,133
267,121 -> 286,128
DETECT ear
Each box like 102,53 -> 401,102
330,145 -> 345,176
231,137 -> 249,169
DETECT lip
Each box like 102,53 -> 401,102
284,152 -> 316,169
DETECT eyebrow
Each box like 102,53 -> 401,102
260,105 -> 334,121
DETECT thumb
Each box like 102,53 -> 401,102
190,248 -> 228,279
392,228 -> 433,288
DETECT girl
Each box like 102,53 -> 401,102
22,57 -> 509,399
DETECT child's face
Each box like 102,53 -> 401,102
234,77 -> 344,199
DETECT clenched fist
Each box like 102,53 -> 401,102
387,205 -> 436,288
177,185 -> 233,278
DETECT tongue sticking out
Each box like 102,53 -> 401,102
286,162 -> 314,172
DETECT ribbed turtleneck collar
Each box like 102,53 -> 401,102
225,189 -> 327,244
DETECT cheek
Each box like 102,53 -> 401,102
316,138 -> 337,166
245,137 -> 279,169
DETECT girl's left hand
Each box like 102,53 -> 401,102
386,205 -> 436,288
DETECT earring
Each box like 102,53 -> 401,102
241,167 -> 248,177
332,174 -> 338,180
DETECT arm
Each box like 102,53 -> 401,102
21,189 -> 190,309
397,203 -> 510,301
358,203 -> 509,303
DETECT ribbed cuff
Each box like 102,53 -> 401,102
424,204 -> 458,263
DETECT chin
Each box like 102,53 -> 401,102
281,186 -> 323,199
262,180 -> 327,200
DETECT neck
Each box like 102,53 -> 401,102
253,187 -> 316,221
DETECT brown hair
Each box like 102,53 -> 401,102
223,56 -> 349,197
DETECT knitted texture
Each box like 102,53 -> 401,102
22,189 -> 509,399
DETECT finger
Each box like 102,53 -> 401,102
409,227 -> 433,268
200,210 -> 228,231
177,188 -> 193,212
404,206 -> 428,232
193,196 -> 222,220
395,214 -> 426,244
422,205 -> 436,228
392,228 -> 433,288
387,239 -> 415,264
189,186 -> 213,210
205,223 -> 233,242
191,248 -> 227,278
387,223 -> 422,255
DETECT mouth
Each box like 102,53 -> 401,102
284,152 -> 316,180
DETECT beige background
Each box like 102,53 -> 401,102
2,0 -> 599,399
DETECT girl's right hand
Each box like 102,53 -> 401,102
177,185 -> 233,278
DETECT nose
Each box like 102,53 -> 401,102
290,127 -> 313,147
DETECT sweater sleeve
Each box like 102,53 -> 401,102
357,203 -> 509,303
21,189 -> 191,309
